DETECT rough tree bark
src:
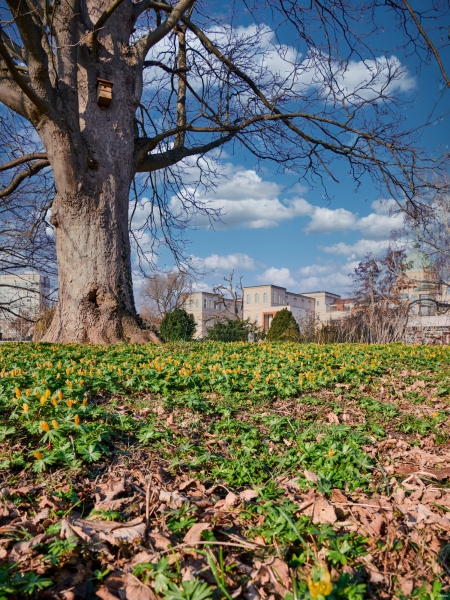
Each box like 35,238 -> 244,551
38,16 -> 147,343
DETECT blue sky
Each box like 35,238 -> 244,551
2,1 -> 448,306
130,4 -> 450,301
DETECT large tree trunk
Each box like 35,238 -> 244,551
39,63 -> 158,344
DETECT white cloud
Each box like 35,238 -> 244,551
256,267 -> 299,289
146,21 -> 414,106
193,252 -> 256,272
255,261 -> 358,295
170,167 -> 312,229
297,261 -> 359,295
319,239 -> 392,260
304,207 -> 357,234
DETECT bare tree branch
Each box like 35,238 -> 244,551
136,134 -> 233,171
135,0 -> 196,58
401,0 -> 450,89
0,152 -> 47,172
0,27 -> 49,114
93,0 -> 127,34
0,159 -> 50,198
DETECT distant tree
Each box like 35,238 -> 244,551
349,248 -> 410,343
212,271 -> 243,320
267,309 -> 300,342
140,271 -> 193,329
206,318 -> 249,342
160,307 -> 196,342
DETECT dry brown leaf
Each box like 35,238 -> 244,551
331,489 -> 347,503
148,531 -> 173,550
99,573 -> 157,600
94,477 -> 125,509
240,489 -> 258,502
159,490 -> 187,508
178,478 -> 196,491
398,577 -> 414,596
311,498 -> 337,524
183,522 -> 211,544
65,517 -> 146,546
326,412 -> 339,424
303,470 -> 319,483
366,514 -> 385,537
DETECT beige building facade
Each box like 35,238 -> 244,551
0,271 -> 51,340
242,284 -> 315,331
183,291 -> 240,338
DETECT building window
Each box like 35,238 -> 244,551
263,293 -> 267,302
246,294 -> 251,304
189,299 -> 193,308
447,287 -> 450,296
255,315 -> 259,323
196,299 -> 199,308
203,299 -> 207,308
316,301 -> 319,306
255,293 -> 259,303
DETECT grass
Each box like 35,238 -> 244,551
0,341 -> 450,599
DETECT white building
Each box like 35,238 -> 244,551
242,284 -> 315,331
0,271 -> 51,340
182,291 -> 241,339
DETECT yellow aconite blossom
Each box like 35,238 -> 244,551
40,421 -> 50,432
14,387 -> 21,398
44,389 -> 51,399
56,373 -> 61,379
307,567 -> 333,599
57,390 -> 63,400
82,398 -> 87,406
22,403 -> 29,413
432,412 -> 439,418
327,449 -> 336,458
52,420 -> 59,429
66,380 -> 73,389
25,389 -> 31,396
66,399 -> 74,408
40,396 -> 47,405
34,451 -> 43,460
74,415 -> 81,426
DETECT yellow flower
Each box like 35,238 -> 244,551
74,415 -> 81,426
40,421 -> 50,432
57,390 -> 63,401
34,451 -> 43,460
52,397 -> 58,407
66,399 -> 74,408
307,567 -> 333,599
25,389 -> 31,396
432,412 -> 439,418
66,380 -> 73,390
52,420 -> 59,429
44,389 -> 51,399
40,396 -> 47,405
14,387 -> 21,398
56,373 -> 61,379
82,398 -> 87,406
22,403 -> 29,413
327,449 -> 336,458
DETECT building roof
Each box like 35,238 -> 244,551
302,291 -> 341,297
404,248 -> 433,272
242,284 -> 286,289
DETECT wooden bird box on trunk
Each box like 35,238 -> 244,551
96,78 -> 113,107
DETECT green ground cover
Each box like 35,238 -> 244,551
0,342 -> 449,599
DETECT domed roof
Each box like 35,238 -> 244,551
404,247 -> 434,272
